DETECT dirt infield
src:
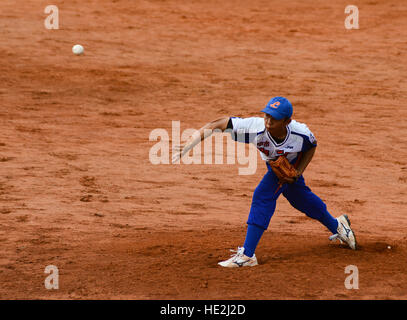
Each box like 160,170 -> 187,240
1,0 -> 407,299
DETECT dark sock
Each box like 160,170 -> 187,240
243,224 -> 264,258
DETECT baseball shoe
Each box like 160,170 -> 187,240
329,214 -> 357,250
218,247 -> 258,268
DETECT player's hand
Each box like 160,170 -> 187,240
278,170 -> 302,184
171,143 -> 188,164
278,177 -> 295,184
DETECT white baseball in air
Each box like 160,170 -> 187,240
72,44 -> 84,55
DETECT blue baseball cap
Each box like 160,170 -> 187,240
261,96 -> 293,120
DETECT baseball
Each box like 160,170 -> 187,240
387,246 -> 391,249
72,44 -> 84,55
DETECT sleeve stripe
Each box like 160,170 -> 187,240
226,117 -> 233,130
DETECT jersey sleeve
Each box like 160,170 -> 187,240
227,117 -> 265,144
290,120 -> 317,152
302,130 -> 317,152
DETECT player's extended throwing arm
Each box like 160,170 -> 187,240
172,117 -> 230,163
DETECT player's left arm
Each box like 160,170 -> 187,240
295,142 -> 317,177
280,142 -> 317,184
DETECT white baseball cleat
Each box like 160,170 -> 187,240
329,214 -> 357,250
218,247 -> 258,268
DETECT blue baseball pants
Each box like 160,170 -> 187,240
247,164 -> 338,234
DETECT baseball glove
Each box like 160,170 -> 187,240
269,156 -> 299,183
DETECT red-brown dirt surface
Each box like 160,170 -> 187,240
1,0 -> 407,300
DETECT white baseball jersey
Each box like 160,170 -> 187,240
229,117 -> 317,163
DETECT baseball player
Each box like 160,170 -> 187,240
173,96 -> 357,267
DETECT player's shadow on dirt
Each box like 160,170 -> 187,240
259,241 -> 368,265
357,241 -> 397,253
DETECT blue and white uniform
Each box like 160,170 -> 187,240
229,117 -> 317,163
227,116 -> 338,256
